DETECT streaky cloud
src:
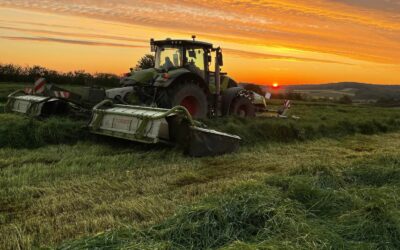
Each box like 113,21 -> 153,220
0,25 -> 148,44
224,48 -> 355,66
0,36 -> 147,48
0,19 -> 94,31
1,0 -> 399,64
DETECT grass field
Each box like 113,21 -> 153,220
293,89 -> 356,99
1,82 -> 400,249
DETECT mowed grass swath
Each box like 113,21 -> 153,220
2,79 -> 400,249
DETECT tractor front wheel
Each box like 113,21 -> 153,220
230,97 -> 255,118
169,83 -> 208,119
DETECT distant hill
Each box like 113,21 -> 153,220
285,82 -> 400,100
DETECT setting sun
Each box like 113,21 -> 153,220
273,83 -> 279,88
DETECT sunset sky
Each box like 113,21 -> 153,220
0,0 -> 399,85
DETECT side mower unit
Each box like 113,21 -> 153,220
5,90 -> 69,117
88,100 -> 241,157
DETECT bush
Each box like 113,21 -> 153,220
338,95 -> 353,104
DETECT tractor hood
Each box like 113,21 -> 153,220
122,68 -> 159,86
121,67 -> 191,87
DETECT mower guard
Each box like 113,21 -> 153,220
88,100 -> 241,156
5,90 -> 68,117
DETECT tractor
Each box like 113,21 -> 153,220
112,36 -> 257,119
5,37 -> 290,156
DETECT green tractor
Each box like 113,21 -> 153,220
5,37 -> 287,156
115,36 -> 257,119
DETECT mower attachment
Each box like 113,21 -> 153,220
5,89 -> 68,117
88,100 -> 241,157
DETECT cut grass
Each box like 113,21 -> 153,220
1,101 -> 400,150
60,153 -> 400,249
1,81 -> 400,249
205,103 -> 400,144
2,132 -> 400,249
0,114 -> 87,148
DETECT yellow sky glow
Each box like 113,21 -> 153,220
0,0 -> 399,85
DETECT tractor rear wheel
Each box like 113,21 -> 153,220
169,83 -> 208,119
230,97 -> 255,118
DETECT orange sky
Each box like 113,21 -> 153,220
0,0 -> 399,85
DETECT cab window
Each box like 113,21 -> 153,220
155,47 -> 183,70
185,48 -> 205,78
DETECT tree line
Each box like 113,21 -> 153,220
0,55 -> 156,87
0,64 -> 120,87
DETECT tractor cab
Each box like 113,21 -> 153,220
151,37 -> 220,85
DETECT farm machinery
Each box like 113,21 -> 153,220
5,37 -> 291,156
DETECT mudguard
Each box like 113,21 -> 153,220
221,87 -> 252,116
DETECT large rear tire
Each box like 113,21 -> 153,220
169,83 -> 208,119
230,97 -> 255,118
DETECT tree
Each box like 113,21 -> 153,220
135,54 -> 155,70
338,95 -> 353,104
0,63 -> 120,87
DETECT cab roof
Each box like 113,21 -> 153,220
152,39 -> 213,49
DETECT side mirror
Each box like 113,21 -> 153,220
207,55 -> 212,64
188,50 -> 196,58
150,38 -> 155,52
217,51 -> 223,66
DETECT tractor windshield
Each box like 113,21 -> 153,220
155,46 -> 183,70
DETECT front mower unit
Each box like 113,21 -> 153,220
88,100 -> 241,156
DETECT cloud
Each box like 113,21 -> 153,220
0,25 -> 148,44
1,0 -> 400,64
0,36 -> 147,48
224,48 -> 355,66
0,19 -> 93,31
333,0 -> 400,13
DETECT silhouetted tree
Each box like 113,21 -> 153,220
338,95 -> 353,104
135,54 -> 155,70
0,64 -> 119,87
